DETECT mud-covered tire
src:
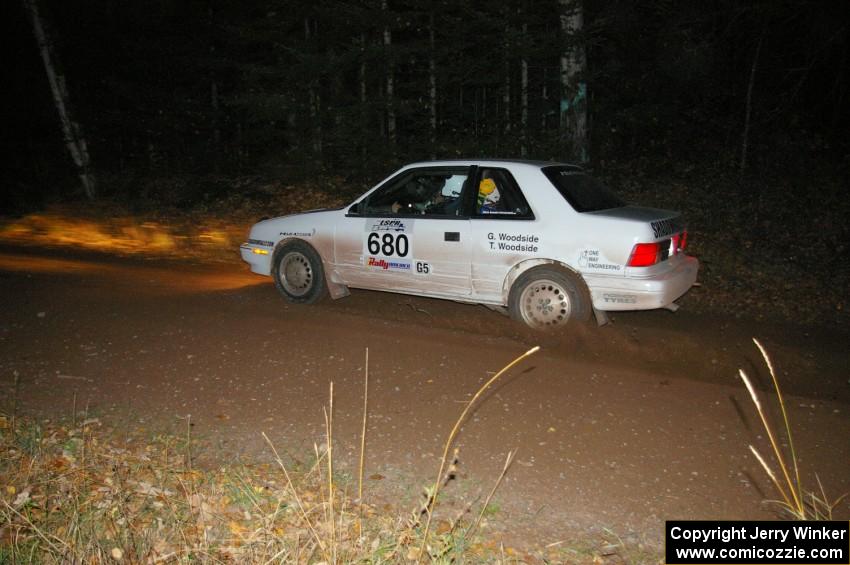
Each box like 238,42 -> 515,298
272,240 -> 327,304
508,266 -> 591,329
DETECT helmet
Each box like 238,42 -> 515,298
479,178 -> 496,197
478,178 -> 501,211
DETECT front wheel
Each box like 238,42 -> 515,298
508,266 -> 591,329
272,240 -> 327,304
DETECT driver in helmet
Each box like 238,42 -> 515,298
478,178 -> 501,213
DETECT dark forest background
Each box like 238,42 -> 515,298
3,0 -> 850,322
6,1 -> 849,197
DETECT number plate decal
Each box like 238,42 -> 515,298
364,219 -> 414,272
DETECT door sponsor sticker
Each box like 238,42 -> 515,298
368,219 -> 409,233
366,257 -> 412,271
486,232 -> 539,253
578,248 -> 622,272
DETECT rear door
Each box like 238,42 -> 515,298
466,166 -> 538,302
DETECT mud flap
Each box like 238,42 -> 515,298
593,307 -> 610,327
326,278 -> 350,300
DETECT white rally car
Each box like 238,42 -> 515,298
240,160 -> 698,328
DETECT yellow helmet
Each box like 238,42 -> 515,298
479,178 -> 496,196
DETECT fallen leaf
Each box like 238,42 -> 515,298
13,489 -> 31,508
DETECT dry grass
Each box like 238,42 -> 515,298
739,338 -> 847,520
0,349 -> 551,564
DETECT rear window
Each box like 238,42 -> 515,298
542,166 -> 625,213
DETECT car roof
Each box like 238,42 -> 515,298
402,158 -> 584,171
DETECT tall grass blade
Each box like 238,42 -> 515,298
753,338 -> 803,511
738,368 -> 802,513
417,345 -> 540,563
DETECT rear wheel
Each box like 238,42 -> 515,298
272,240 -> 327,304
508,266 -> 591,329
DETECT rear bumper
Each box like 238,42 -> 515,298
587,256 -> 699,311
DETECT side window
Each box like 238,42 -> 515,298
360,168 -> 469,217
474,168 -> 533,219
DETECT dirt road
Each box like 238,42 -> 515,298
1,246 -> 848,554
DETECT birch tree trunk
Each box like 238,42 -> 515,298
383,0 -> 396,147
559,0 -> 588,163
24,0 -> 96,199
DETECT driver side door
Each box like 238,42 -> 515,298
333,166 -> 473,298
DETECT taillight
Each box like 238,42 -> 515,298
627,242 -> 661,267
670,231 -> 688,255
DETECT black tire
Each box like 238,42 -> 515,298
508,266 -> 591,329
272,240 -> 327,304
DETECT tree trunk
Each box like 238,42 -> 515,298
740,32 -> 764,177
503,20 -> 511,136
541,68 -> 549,130
428,11 -> 437,157
383,0 -> 396,147
304,18 -> 322,160
359,32 -> 368,164
559,0 -> 588,163
211,80 -> 221,171
24,0 -> 96,199
521,21 -> 529,158
208,5 -> 221,171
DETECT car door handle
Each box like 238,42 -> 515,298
444,231 -> 460,242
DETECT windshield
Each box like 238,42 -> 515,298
542,166 -> 625,213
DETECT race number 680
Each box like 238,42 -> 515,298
367,232 -> 409,257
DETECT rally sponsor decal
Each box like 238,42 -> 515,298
366,257 -> 412,271
578,249 -> 622,271
650,216 -> 683,239
279,229 -> 315,238
603,292 -> 636,304
486,232 -> 539,253
367,219 -> 410,233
